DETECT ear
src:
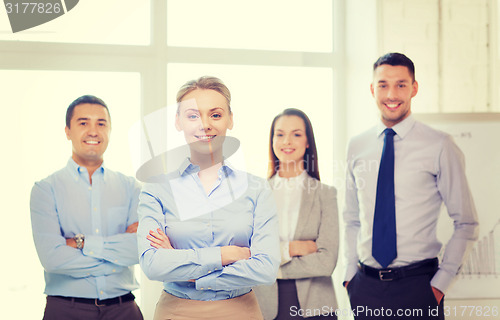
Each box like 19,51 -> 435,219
228,112 -> 234,130
175,114 -> 182,131
370,83 -> 375,97
65,126 -> 71,140
411,80 -> 419,98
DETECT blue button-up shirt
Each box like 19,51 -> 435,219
30,158 -> 141,299
138,159 -> 280,301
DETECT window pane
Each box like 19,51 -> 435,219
0,70 -> 140,319
0,0 -> 150,45
167,0 -> 333,52
166,63 -> 335,185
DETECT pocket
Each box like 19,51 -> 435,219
106,206 -> 129,234
423,280 -> 440,307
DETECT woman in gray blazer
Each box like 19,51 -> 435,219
254,108 -> 339,319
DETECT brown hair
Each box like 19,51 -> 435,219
268,108 -> 320,180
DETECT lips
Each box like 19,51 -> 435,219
84,140 -> 100,145
281,148 -> 295,154
195,135 -> 216,142
384,102 -> 402,110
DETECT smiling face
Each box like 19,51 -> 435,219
175,89 -> 233,161
65,103 -> 111,168
371,64 -> 418,127
272,115 -> 309,167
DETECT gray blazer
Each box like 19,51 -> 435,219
254,175 -> 339,319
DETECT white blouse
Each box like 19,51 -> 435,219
271,170 -> 307,269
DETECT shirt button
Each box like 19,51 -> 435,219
114,259 -> 118,263
93,207 -> 97,211
200,288 -> 204,290
95,229 -> 99,233
207,287 -> 212,290
88,186 -> 92,190
112,269 -> 116,272
100,291 -> 103,295
90,251 -> 94,255
207,270 -> 211,273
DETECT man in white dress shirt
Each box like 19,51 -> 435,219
343,53 -> 479,319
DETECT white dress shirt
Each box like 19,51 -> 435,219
343,115 -> 479,292
271,170 -> 307,267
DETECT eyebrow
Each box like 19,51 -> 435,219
76,117 -> 108,122
275,129 -> 304,133
377,79 -> 409,83
183,107 -> 225,114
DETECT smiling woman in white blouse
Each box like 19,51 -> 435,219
254,108 -> 339,320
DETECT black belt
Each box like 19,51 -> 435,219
359,258 -> 438,281
52,292 -> 135,307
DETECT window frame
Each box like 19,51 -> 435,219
0,1 -> 346,318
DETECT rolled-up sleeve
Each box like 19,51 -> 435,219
30,181 -> 122,278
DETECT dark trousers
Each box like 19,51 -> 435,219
347,267 -> 444,320
276,279 -> 337,320
43,294 -> 143,320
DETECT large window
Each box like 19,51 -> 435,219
0,1 -> 342,319
167,0 -> 333,52
0,0 -> 150,45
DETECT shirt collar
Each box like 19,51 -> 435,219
376,114 -> 416,140
66,157 -> 106,182
177,158 -> 235,177
272,170 -> 308,189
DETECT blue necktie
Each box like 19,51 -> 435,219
372,128 -> 397,268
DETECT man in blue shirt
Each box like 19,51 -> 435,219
30,95 -> 143,320
343,53 -> 479,319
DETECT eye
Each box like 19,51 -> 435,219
398,84 -> 406,88
98,122 -> 107,127
294,133 -> 302,137
378,84 -> 387,88
187,114 -> 199,120
211,113 -> 222,119
79,122 -> 87,126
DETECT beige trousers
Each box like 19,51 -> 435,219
153,290 -> 264,320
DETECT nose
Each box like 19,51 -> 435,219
283,134 -> 291,145
198,116 -> 212,132
387,86 -> 397,100
87,123 -> 98,136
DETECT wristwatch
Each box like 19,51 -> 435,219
74,234 -> 85,249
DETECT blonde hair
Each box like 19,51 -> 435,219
176,76 -> 232,113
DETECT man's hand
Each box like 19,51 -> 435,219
289,240 -> 318,257
126,222 -> 139,233
147,228 -> 173,249
220,245 -> 251,266
432,286 -> 444,304
66,238 -> 82,248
